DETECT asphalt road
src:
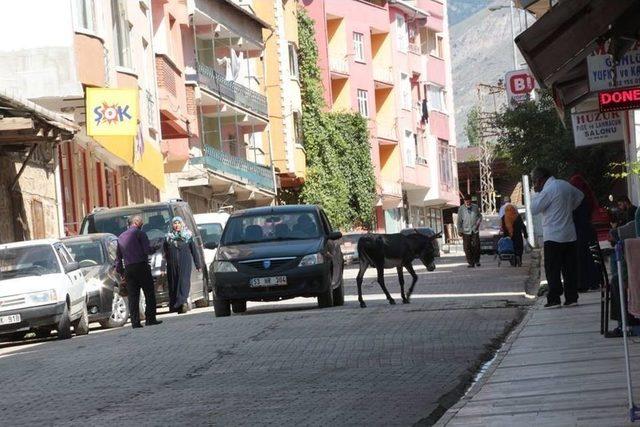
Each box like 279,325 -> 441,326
0,253 -> 533,426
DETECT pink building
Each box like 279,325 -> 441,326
302,0 -> 458,234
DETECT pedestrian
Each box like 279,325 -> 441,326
501,203 -> 527,266
115,214 -> 162,328
569,172 -> 600,292
164,216 -> 201,314
616,195 -> 637,226
457,194 -> 482,268
531,167 -> 584,308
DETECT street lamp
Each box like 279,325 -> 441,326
488,1 -> 518,70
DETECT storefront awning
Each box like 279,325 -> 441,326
515,0 -> 640,112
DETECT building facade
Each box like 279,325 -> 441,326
302,0 -> 458,233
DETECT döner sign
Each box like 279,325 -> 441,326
598,87 -> 640,112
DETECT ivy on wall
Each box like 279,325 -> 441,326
297,9 -> 376,230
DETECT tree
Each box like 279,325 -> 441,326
465,106 -> 481,147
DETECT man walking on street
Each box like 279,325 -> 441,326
115,215 -> 163,328
457,195 -> 482,268
531,167 -> 584,308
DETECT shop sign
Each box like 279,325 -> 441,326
505,69 -> 538,108
598,87 -> 640,112
571,110 -> 623,147
86,88 -> 138,136
588,50 -> 640,92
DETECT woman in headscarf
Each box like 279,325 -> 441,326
569,172 -> 600,292
164,216 -> 201,314
501,204 -> 528,266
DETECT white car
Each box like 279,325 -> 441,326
0,239 -> 89,341
194,212 -> 230,271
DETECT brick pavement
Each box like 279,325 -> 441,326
0,253 -> 535,426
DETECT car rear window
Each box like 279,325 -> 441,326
81,207 -> 173,241
198,223 -> 224,247
480,216 -> 501,230
222,212 -> 322,245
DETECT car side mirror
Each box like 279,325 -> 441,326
65,261 -> 80,273
329,231 -> 343,240
204,242 -> 219,250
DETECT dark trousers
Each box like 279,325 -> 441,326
124,262 -> 157,324
544,241 -> 578,304
463,232 -> 481,265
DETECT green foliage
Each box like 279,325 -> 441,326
465,106 -> 481,147
297,9 -> 376,229
493,90 -> 621,202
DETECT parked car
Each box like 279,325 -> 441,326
340,232 -> 367,264
79,200 -> 210,309
63,234 -> 129,329
401,227 -> 441,257
479,215 -> 502,254
209,205 -> 344,317
194,212 -> 230,274
0,239 -> 89,341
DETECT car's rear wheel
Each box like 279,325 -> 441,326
57,303 -> 72,340
317,268 -> 334,308
231,300 -> 247,313
73,301 -> 90,336
100,292 -> 129,329
213,297 -> 231,317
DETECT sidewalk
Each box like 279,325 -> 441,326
436,291 -> 640,426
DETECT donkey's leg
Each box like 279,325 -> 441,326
356,261 -> 368,308
397,266 -> 408,303
405,263 -> 419,300
377,265 -> 395,305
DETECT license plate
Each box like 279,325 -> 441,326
250,276 -> 287,288
0,314 -> 21,325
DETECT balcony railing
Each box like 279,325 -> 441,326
329,56 -> 349,75
408,43 -> 422,55
197,63 -> 268,119
376,121 -> 398,141
191,145 -> 275,193
381,180 -> 402,197
373,67 -> 394,85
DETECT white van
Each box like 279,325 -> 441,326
0,239 -> 88,341
194,212 -> 230,271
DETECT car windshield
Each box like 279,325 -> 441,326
222,212 -> 322,245
65,241 -> 105,265
0,245 -> 59,280
199,223 -> 224,247
82,207 -> 172,241
480,216 -> 501,231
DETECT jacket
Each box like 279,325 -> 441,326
457,204 -> 482,235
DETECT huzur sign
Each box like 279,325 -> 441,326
571,110 -> 623,147
86,88 -> 138,136
588,49 -> 640,92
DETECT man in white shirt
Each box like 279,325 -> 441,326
531,167 -> 584,308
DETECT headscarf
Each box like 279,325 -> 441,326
503,204 -> 519,237
167,216 -> 193,243
569,173 -> 599,214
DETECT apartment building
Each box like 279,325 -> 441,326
302,0 -> 458,233
0,0 -> 165,234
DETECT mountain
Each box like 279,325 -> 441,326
447,0 -> 491,26
450,4 -> 526,147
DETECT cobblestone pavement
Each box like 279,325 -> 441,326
0,253 -> 533,426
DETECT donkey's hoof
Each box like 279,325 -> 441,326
360,302 -> 367,308
402,299 -> 410,304
389,299 -> 396,305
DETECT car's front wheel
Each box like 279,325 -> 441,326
317,268 -> 334,308
57,303 -> 72,340
213,297 -> 231,317
73,301 -> 90,336
231,300 -> 247,314
100,292 -> 129,329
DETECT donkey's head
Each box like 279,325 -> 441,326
407,231 -> 442,271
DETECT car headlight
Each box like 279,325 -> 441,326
299,253 -> 324,267
24,290 -> 57,306
213,261 -> 237,273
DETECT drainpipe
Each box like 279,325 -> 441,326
262,48 -> 277,205
53,144 -> 66,237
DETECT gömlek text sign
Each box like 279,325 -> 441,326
86,88 -> 138,136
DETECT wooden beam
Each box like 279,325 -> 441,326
0,117 -> 35,132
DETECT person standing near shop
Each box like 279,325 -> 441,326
164,216 -> 201,314
569,172 -> 600,292
115,215 -> 162,328
531,167 -> 584,308
502,203 -> 528,267
457,195 -> 482,268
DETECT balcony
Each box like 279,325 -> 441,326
408,43 -> 421,55
381,180 -> 402,198
377,120 -> 398,143
373,67 -> 394,87
197,63 -> 268,119
329,56 -> 349,77
191,145 -> 275,193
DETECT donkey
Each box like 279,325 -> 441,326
356,232 -> 441,308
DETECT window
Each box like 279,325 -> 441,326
353,32 -> 365,62
439,140 -> 454,190
357,89 -> 369,117
292,111 -> 303,144
74,0 -> 96,32
427,85 -> 447,113
400,73 -> 411,110
404,130 -> 416,167
288,43 -> 299,78
111,0 -> 132,68
396,14 -> 408,52
426,29 -> 444,57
